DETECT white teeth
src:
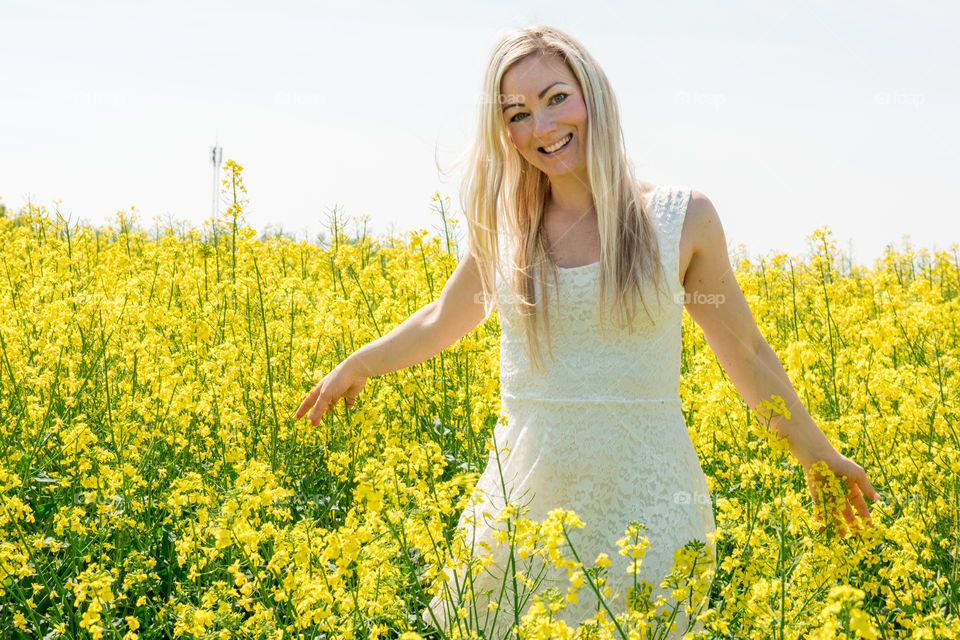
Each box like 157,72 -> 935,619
542,133 -> 572,153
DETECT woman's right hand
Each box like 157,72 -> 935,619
292,357 -> 368,426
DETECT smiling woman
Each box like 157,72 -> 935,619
293,22 -> 882,640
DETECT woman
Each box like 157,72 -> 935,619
293,25 -> 881,638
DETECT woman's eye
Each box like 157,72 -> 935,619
508,94 -> 567,123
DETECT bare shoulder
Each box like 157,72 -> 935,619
682,190 -> 722,248
679,189 -> 725,285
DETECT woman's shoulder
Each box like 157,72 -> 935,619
681,188 -> 723,255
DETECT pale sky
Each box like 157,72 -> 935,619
3,0 -> 957,266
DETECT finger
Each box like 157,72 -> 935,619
344,391 -> 358,409
840,488 -> 856,525
844,498 -> 860,531
307,387 -> 333,425
294,381 -> 324,418
293,390 -> 309,417
343,379 -> 365,410
309,397 -> 332,425
848,484 -> 874,525
293,395 -> 313,419
862,475 -> 882,501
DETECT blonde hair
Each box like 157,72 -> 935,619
460,25 -> 668,373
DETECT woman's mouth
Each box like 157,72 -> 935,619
539,133 -> 573,155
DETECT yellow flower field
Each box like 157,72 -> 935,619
1,160 -> 959,639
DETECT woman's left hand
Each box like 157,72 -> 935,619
802,450 -> 882,538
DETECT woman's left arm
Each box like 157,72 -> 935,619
680,190 -> 881,533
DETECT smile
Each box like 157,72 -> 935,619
539,133 -> 572,155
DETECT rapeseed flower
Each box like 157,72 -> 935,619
1,172 -> 957,638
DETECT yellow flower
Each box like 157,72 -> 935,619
13,611 -> 27,631
849,608 -> 879,640
8,162 -> 956,640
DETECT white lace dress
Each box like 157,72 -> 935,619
422,185 -> 717,639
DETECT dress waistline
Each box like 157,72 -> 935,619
501,392 -> 682,405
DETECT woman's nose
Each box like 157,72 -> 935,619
532,111 -> 558,138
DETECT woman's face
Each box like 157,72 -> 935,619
500,53 -> 589,181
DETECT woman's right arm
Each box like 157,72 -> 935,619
293,247 -> 491,425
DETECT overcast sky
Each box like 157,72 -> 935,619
3,0 -> 957,266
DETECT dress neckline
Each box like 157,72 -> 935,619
554,184 -> 664,272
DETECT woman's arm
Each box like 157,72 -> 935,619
345,247 -> 490,377
680,191 -> 881,531
293,246 -> 490,424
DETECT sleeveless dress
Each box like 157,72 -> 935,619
421,185 -> 717,639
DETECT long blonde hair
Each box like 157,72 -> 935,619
461,25 -> 668,373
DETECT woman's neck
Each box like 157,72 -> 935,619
546,174 -> 594,218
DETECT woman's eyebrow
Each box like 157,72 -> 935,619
501,81 -> 570,112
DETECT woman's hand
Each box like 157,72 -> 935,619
802,450 -> 882,538
292,357 -> 368,426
